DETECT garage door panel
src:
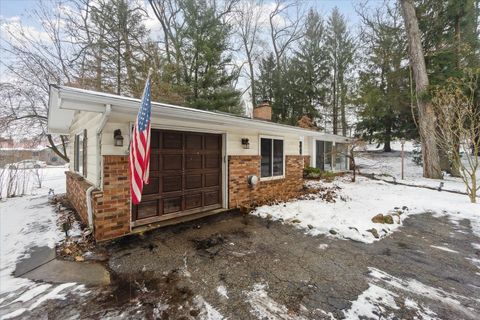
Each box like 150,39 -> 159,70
204,190 -> 220,206
205,135 -> 220,150
162,154 -> 182,170
186,134 -> 202,149
163,197 -> 182,214
186,174 -> 202,189
205,154 -> 220,168
136,200 -> 159,219
205,173 -> 220,187
185,154 -> 202,169
143,177 -> 159,195
163,132 -> 183,149
185,193 -> 202,209
163,175 -> 182,192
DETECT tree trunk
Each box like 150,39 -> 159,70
384,124 -> 392,152
400,0 -> 442,179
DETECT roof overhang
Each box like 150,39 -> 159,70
47,85 -> 351,143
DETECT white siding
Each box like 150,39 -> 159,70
68,111 -> 101,185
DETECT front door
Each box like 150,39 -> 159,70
132,129 -> 223,226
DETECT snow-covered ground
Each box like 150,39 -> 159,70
0,167 -> 86,319
254,140 -> 480,244
356,141 -> 479,195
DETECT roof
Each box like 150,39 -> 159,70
47,85 -> 350,143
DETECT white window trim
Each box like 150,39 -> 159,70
258,135 -> 285,181
74,131 -> 84,176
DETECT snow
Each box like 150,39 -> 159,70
254,142 -> 480,243
254,175 -> 479,243
244,283 -> 307,320
356,140 -> 480,195
194,296 -> 225,320
430,245 -> 459,253
216,285 -> 229,299
343,284 -> 398,319
0,167 -> 84,318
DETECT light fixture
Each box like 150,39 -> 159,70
114,129 -> 124,147
241,138 -> 250,149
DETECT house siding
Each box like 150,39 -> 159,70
67,111 -> 102,185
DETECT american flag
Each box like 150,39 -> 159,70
130,78 -> 152,204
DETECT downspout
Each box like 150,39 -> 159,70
86,104 -> 111,229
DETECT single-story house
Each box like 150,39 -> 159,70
47,85 -> 350,241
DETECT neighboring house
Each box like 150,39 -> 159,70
0,147 -> 66,167
47,85 -> 350,241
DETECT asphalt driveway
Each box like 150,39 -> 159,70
16,210 -> 480,319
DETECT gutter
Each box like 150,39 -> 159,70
85,104 -> 111,229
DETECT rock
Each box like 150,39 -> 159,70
402,206 -> 408,211
74,256 -> 85,262
371,214 -> 385,223
329,229 -> 337,235
307,224 -> 314,229
368,228 -> 380,239
348,226 -> 358,232
266,214 -> 273,220
383,215 -> 394,224
291,219 -> 301,224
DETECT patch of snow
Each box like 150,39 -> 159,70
368,267 -> 479,318
0,167 -> 85,317
472,243 -> 480,250
253,176 -> 479,244
194,296 -> 224,320
216,285 -> 228,299
344,284 -> 398,319
244,283 -> 307,320
318,244 -> 329,250
404,298 -> 438,320
430,245 -> 459,253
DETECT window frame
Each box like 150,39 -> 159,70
74,131 -> 85,176
259,135 -> 285,181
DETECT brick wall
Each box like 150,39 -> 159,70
228,155 -> 305,208
66,171 -> 93,224
91,155 -> 130,241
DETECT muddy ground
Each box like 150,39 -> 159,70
15,211 -> 480,319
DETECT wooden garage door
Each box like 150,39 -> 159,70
132,129 -> 223,225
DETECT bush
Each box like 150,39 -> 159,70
303,167 -> 337,182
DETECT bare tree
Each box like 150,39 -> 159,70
234,0 -> 264,108
399,0 -> 442,179
0,1 -> 74,161
431,71 -> 480,203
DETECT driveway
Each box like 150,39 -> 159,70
16,211 -> 480,319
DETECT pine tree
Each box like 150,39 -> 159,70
356,5 -> 415,151
293,9 -> 328,121
326,8 -> 355,135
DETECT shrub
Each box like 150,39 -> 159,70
303,166 -> 337,182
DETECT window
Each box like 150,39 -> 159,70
315,140 -> 333,171
335,143 -> 349,171
260,137 -> 284,178
74,130 -> 87,176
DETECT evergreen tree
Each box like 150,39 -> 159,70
293,9 -> 328,121
356,5 -> 415,151
326,8 -> 355,135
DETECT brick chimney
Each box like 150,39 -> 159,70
253,100 -> 272,121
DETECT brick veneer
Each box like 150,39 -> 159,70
66,171 -> 93,224
91,155 -> 130,241
228,155 -> 305,208
66,155 -> 131,242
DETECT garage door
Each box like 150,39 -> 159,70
132,129 -> 223,225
